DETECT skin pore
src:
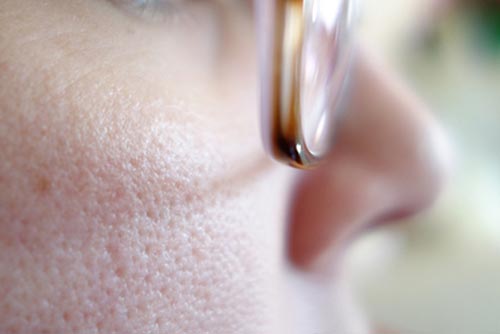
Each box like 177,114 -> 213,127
0,1 -> 449,333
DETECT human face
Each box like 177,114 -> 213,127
0,1 -> 449,333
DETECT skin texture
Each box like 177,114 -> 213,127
0,1 -> 450,333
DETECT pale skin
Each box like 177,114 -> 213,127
0,1 -> 449,333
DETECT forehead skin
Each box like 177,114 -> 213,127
0,1 -> 291,333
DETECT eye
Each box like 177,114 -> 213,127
110,0 -> 184,21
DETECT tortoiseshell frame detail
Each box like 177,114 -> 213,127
258,0 -> 353,169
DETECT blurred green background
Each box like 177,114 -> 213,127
346,0 -> 500,333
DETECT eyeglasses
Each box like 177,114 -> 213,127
257,0 -> 356,169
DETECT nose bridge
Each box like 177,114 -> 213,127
348,55 -> 451,208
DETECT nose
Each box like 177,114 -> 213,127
287,50 -> 452,273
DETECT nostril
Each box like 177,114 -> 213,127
286,161 -> 391,273
287,173 -> 432,275
286,119 -> 453,275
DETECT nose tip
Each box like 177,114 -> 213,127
391,110 -> 453,214
286,51 -> 453,274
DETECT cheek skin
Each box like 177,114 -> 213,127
0,2 -> 286,333
0,52 -> 282,334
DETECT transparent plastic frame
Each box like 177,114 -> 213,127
258,0 -> 356,169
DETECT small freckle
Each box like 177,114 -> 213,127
115,266 -> 126,278
160,286 -> 169,296
146,209 -> 155,220
129,157 -> 140,169
192,247 -> 205,261
35,177 -> 51,195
